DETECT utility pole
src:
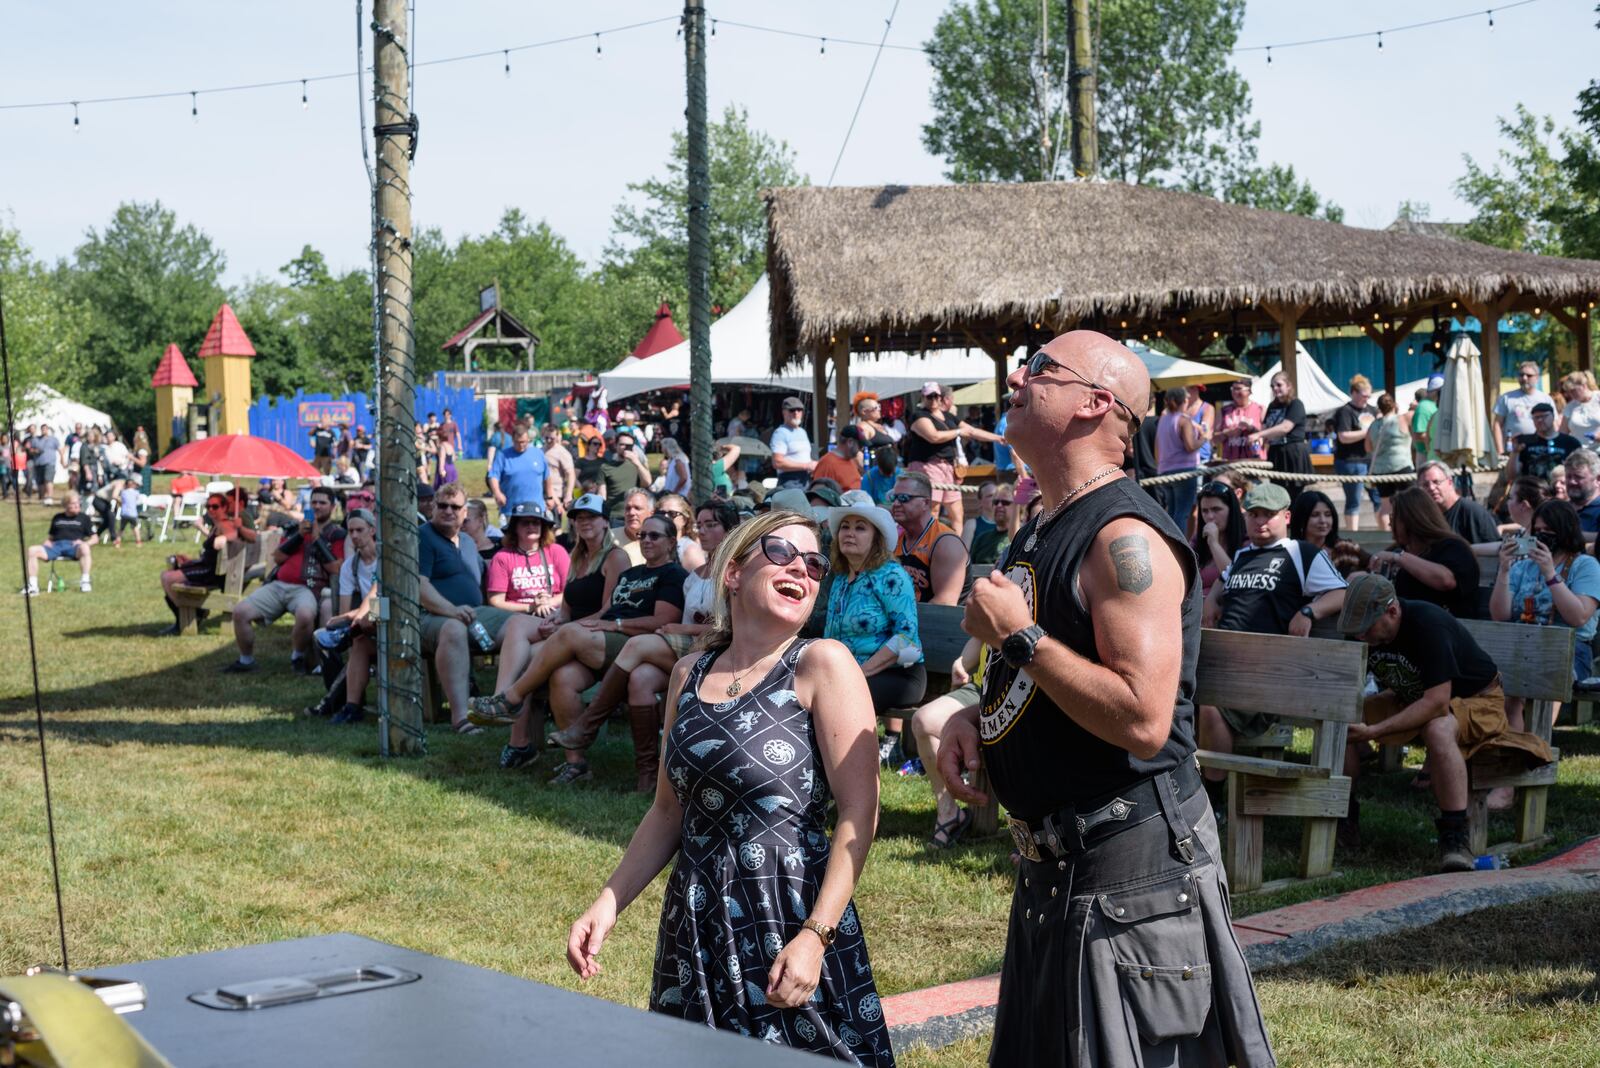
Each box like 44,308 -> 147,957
1066,0 -> 1098,178
1039,0 -> 1052,179
372,0 -> 424,755
684,0 -> 714,503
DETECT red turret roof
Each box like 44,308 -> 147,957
150,343 -> 199,388
630,302 -> 684,359
196,303 -> 257,358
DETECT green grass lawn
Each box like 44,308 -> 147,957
2,466 -> 1598,1065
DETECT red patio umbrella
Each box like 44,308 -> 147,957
153,434 -> 321,480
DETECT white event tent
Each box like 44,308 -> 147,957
1250,344 -> 1350,416
598,275 -> 999,402
19,385 -> 114,433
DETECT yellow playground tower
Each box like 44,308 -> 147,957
150,343 -> 198,455
196,303 -> 257,436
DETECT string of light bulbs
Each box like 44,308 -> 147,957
0,0 -> 1557,124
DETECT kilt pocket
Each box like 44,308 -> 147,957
1100,872 -> 1213,1044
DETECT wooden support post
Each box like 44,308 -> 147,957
1550,305 -> 1593,376
831,340 -> 850,444
1462,290 -> 1517,458
810,341 -> 828,460
1362,312 -> 1424,396
1263,303 -> 1308,397
1225,771 -> 1264,893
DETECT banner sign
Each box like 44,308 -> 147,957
298,400 -> 356,428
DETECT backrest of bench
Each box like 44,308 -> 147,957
1194,629 -> 1368,723
1456,619 -> 1574,702
916,603 -> 970,673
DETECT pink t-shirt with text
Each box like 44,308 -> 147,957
485,544 -> 571,605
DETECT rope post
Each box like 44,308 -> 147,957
373,0 -> 425,755
684,0 -> 714,503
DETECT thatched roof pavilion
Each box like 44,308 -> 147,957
765,181 -> 1600,445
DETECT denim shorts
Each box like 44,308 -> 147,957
1333,459 -> 1380,513
43,540 -> 81,561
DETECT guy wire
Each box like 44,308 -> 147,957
0,272 -> 70,971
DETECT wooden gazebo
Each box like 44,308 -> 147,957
766,181 -> 1600,449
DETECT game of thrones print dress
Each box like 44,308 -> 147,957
650,639 -> 895,1066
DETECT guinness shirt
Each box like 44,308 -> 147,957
1217,538 -> 1346,634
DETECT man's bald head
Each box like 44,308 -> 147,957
1036,330 -> 1151,419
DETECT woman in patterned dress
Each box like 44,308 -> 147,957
567,510 -> 895,1065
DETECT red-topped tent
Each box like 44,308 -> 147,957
150,343 -> 198,387
630,303 -> 684,360
196,303 -> 257,358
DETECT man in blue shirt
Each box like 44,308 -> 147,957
769,396 -> 815,489
861,444 -> 902,506
419,483 -> 514,733
993,411 -> 1014,474
486,425 -> 556,520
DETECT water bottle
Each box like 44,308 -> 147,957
1473,854 -> 1503,871
468,619 -> 494,653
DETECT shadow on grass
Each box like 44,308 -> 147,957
1264,890 -> 1600,1006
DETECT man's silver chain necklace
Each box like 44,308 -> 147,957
1024,466 -> 1122,551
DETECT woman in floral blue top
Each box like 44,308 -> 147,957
824,501 -> 925,763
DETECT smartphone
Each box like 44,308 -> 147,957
1514,534 -> 1536,557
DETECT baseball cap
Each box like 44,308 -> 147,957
781,396 -> 805,411
1425,373 -> 1445,391
1338,573 -> 1398,635
416,483 -> 435,500
504,500 -> 555,524
922,381 -> 942,396
1241,482 -> 1291,512
569,493 -> 607,517
767,488 -> 813,515
806,483 -> 843,508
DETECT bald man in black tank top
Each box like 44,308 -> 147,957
940,331 -> 1275,1067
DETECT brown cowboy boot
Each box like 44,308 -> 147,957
628,701 -> 663,794
548,663 -> 629,750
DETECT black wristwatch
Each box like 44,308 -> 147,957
1299,605 -> 1316,621
1001,624 -> 1047,669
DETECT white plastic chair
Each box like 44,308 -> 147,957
170,490 -> 207,542
205,480 -> 234,496
141,493 -> 173,542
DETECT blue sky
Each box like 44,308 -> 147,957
1,0 -> 1593,285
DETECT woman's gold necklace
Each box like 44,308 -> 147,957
725,638 -> 796,697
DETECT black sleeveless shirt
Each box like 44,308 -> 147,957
979,477 -> 1200,819
902,407 -> 957,464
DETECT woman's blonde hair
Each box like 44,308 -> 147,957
1560,369 -> 1596,395
657,492 -> 697,542
696,509 -> 821,654
569,513 -> 618,577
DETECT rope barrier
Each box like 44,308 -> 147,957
932,458 -> 1431,495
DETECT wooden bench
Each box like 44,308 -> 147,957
168,528 -> 282,634
1456,620 -> 1571,857
1195,629 -> 1367,894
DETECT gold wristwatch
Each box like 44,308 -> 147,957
801,918 -> 837,946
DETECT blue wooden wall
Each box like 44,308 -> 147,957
247,374 -> 485,458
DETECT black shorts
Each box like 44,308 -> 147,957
864,662 -> 928,714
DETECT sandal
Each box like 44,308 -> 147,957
466,692 -> 520,727
928,807 -> 973,850
453,719 -> 485,735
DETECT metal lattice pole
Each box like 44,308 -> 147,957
373,0 -> 425,754
684,0 -> 714,503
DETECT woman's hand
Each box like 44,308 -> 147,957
1201,521 -> 1219,544
536,618 -> 559,639
765,932 -> 825,1008
1497,536 -> 1521,571
567,894 -> 619,981
1530,539 -> 1557,579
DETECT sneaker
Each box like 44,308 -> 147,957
156,623 -> 181,636
78,579 -> 91,593
1437,819 -> 1474,873
878,733 -> 904,769
547,760 -> 592,786
330,704 -> 364,725
20,585 -> 38,597
499,744 -> 540,771
290,657 -> 309,677
896,757 -> 925,777
222,659 -> 258,674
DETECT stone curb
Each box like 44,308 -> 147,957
884,835 -> 1600,1053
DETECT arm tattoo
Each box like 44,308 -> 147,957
1109,534 -> 1153,595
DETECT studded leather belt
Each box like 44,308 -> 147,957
1006,759 -> 1203,863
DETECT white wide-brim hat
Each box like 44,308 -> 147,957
827,503 -> 898,552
